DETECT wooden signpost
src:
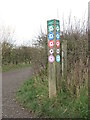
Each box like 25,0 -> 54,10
47,19 -> 61,98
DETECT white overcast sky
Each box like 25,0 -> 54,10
0,0 -> 89,46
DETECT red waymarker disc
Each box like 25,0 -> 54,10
48,40 -> 54,48
56,40 -> 60,48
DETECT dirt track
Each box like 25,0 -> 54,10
2,67 -> 34,118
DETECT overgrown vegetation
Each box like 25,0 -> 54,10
2,41 -> 33,65
2,63 -> 31,72
16,74 -> 88,118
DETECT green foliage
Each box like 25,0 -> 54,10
2,41 -> 33,65
2,63 -> 31,72
16,75 -> 88,118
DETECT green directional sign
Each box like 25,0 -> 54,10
48,25 -> 54,32
56,20 -> 60,25
48,20 -> 54,25
48,19 -> 60,25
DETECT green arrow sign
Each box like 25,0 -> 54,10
56,25 -> 60,32
56,20 -> 60,25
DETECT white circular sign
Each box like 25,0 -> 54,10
56,49 -> 60,54
49,26 -> 54,31
49,49 -> 54,54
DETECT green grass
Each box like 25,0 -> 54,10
16,75 -> 88,118
2,63 -> 32,72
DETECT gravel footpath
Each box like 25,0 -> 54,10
2,67 -> 34,118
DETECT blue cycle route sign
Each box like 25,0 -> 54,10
48,32 -> 54,40
56,32 -> 60,40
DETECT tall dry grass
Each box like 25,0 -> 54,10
62,15 -> 88,96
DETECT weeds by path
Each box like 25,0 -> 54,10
16,74 -> 88,118
2,63 -> 32,72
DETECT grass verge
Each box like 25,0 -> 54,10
16,75 -> 88,118
2,63 -> 32,72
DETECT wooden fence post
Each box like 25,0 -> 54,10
62,40 -> 67,80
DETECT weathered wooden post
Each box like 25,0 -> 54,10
47,20 -> 56,98
62,40 -> 67,80
47,19 -> 61,98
